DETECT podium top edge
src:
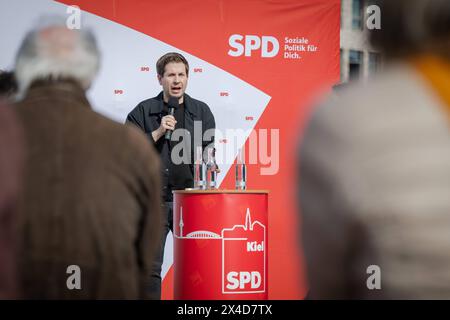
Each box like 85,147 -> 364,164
173,189 -> 270,194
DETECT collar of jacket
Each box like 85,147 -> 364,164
148,92 -> 200,118
26,78 -> 91,108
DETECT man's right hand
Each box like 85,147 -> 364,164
152,115 -> 177,142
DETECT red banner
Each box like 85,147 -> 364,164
56,0 -> 340,299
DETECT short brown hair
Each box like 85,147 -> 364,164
156,52 -> 189,77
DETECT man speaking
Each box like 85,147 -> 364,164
126,52 -> 216,299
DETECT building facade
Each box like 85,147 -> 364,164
340,0 -> 382,83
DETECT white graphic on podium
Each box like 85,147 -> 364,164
174,207 -> 222,239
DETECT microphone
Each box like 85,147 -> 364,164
165,96 -> 179,140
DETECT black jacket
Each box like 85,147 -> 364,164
126,92 -> 216,198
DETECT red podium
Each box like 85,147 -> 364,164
173,190 -> 269,300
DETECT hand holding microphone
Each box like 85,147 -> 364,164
160,115 -> 176,134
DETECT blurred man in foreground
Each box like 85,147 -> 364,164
0,71 -> 18,100
0,73 -> 23,298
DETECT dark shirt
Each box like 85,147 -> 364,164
126,92 -> 216,202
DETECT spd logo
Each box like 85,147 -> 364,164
228,34 -> 279,58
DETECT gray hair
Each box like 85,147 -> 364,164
15,16 -> 100,96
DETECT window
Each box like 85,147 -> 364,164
352,0 -> 364,29
349,50 -> 362,80
340,49 -> 345,82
